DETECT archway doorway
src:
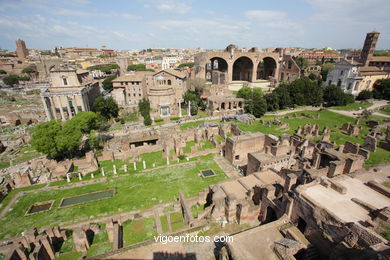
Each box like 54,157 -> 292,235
257,57 -> 277,80
264,206 -> 277,224
232,56 -> 253,81
206,57 -> 228,84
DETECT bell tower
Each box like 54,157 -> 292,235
360,31 -> 380,66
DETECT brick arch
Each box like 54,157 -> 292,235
257,56 -> 277,80
232,56 -> 254,82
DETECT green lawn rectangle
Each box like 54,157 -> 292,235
122,217 -> 156,246
170,212 -> 185,232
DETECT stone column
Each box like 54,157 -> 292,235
84,95 -> 90,111
73,95 -> 79,114
57,96 -> 66,121
80,95 -> 86,111
66,96 -> 73,119
49,96 -> 57,120
251,62 -> 257,82
227,61 -> 233,84
187,101 -> 191,116
41,97 -> 52,121
179,101 -> 182,117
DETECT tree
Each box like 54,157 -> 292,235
92,96 -> 119,120
183,90 -> 203,115
274,86 -> 293,109
67,111 -> 99,133
293,56 -> 308,71
320,63 -> 335,80
356,90 -> 373,100
372,79 -> 390,100
308,73 -> 317,81
138,98 -> 152,126
237,87 -> 266,117
21,67 -> 36,74
251,88 -> 267,117
236,87 -> 253,100
127,64 -> 154,72
186,78 -> 207,94
3,74 -> 19,86
102,75 -> 117,91
55,122 -> 82,158
177,62 -> 194,68
264,92 -> 279,111
87,64 -> 119,74
30,120 -> 61,159
323,85 -> 351,106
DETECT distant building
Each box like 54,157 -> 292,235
327,31 -> 390,95
16,39 -> 29,60
298,51 -> 343,64
194,45 -> 300,85
111,69 -> 186,118
112,71 -> 154,106
326,60 -> 389,95
40,65 -> 100,121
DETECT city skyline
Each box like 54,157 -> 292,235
0,0 -> 390,51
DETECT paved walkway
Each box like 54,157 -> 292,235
153,208 -> 163,234
166,213 -> 173,233
214,155 -> 241,179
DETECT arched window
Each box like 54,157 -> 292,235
167,79 -> 171,85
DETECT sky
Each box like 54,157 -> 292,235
0,0 -> 389,51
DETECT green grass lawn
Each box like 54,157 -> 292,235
55,251 -> 82,260
378,105 -> 390,116
330,102 -> 373,111
0,154 -> 227,240
180,121 -> 205,130
86,242 -> 112,257
191,204 -> 204,218
11,145 -> 42,165
0,161 -> 10,169
170,212 -> 185,232
160,215 -> 169,233
122,217 -> 156,246
199,140 -> 215,151
183,141 -> 196,154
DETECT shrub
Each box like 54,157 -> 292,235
154,118 -> 163,123
356,90 -> 373,100
170,116 -> 180,121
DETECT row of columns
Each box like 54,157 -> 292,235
214,101 -> 243,111
42,94 -> 90,121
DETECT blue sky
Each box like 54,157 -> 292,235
0,0 -> 389,50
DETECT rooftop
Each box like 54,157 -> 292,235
299,175 -> 390,222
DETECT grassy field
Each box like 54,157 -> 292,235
160,215 -> 169,233
170,212 -> 185,232
122,217 -> 156,246
378,105 -> 390,116
0,154 -> 227,240
235,109 -> 390,167
330,102 -> 373,111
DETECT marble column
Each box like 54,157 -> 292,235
179,101 -> 182,117
73,95 -> 79,114
57,96 -> 66,121
188,101 -> 191,116
49,96 -> 57,120
41,97 -> 52,121
66,96 -> 73,119
80,94 -> 86,111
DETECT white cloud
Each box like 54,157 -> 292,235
245,10 -> 287,21
152,0 -> 191,14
